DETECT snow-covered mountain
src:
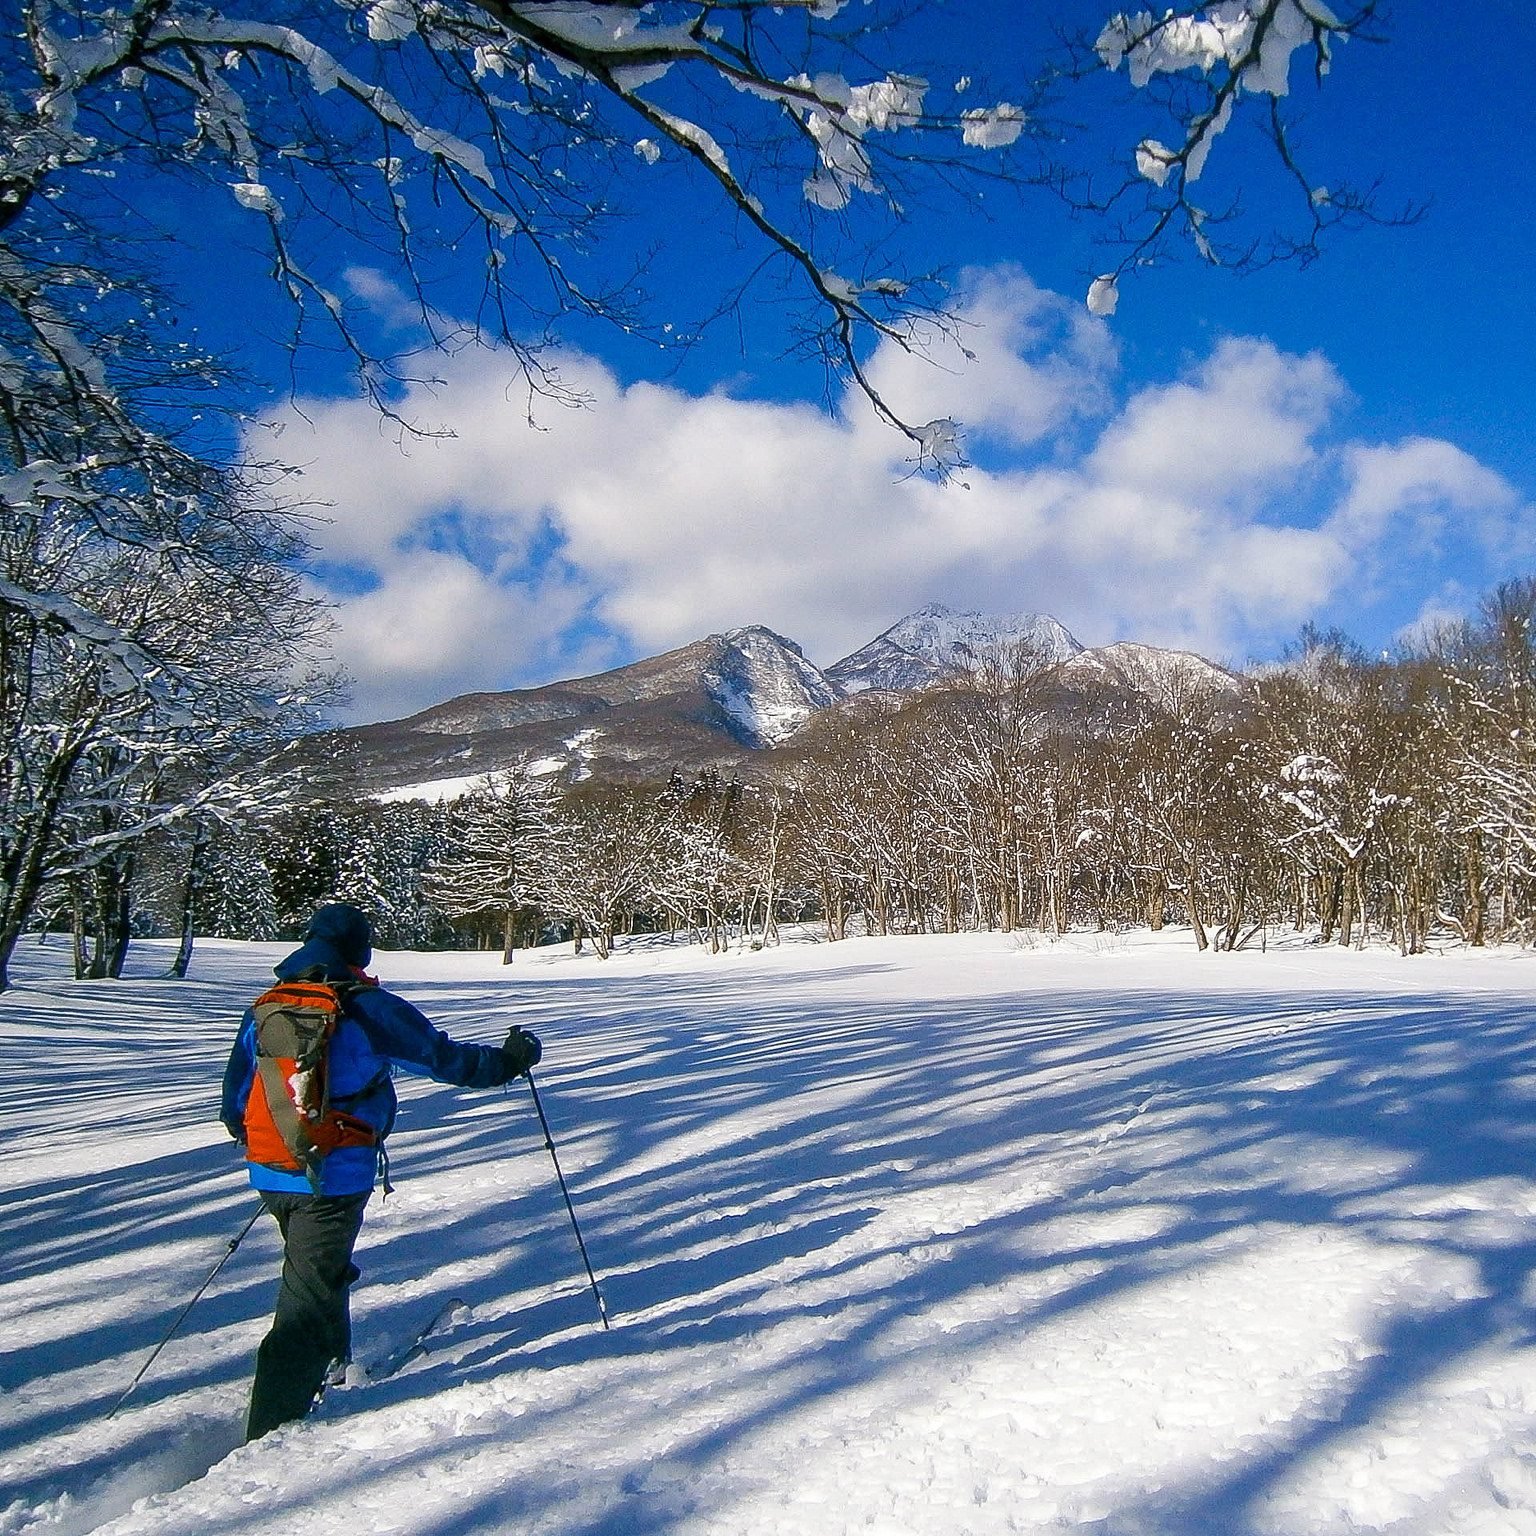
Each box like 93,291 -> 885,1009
331,625 -> 841,794
702,626 -> 841,748
327,608 -> 1241,799
1057,641 -> 1243,711
826,603 -> 1083,694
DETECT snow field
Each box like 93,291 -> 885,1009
5,929 -> 1536,1534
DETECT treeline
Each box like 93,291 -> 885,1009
108,577 -> 1536,965
26,577 -> 1536,971
776,581 -> 1536,954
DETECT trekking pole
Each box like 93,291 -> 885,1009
525,1070 -> 610,1330
108,1202 -> 264,1418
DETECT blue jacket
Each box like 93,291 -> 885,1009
221,913 -> 513,1196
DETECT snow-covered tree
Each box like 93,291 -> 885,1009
1253,647 -> 1423,949
424,766 -> 562,959
643,772 -> 739,951
731,782 -> 804,949
1416,580 -> 1536,945
188,824 -> 285,946
0,469 -> 332,986
539,780 -> 691,958
332,800 -> 455,948
4,0 -> 1392,477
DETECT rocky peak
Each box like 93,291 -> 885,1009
826,604 -> 1083,694
705,626 -> 842,747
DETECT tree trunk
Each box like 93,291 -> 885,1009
758,833 -> 780,947
82,854 -> 136,979
1180,867 -> 1208,951
0,740 -> 92,990
829,880 -> 847,941
1350,865 -> 1368,951
1465,837 -> 1487,946
105,878 -> 133,978
1337,863 -> 1357,948
1219,866 -> 1248,951
1319,869 -> 1343,944
997,842 -> 1016,932
72,888 -> 90,978
167,829 -> 208,979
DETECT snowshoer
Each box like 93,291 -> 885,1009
220,901 -> 541,1440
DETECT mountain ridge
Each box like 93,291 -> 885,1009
327,609 -> 1238,799
827,603 -> 1085,694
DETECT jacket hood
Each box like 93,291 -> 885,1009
275,902 -> 373,980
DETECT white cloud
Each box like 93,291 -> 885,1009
259,269 -> 1529,720
1394,582 -> 1477,653
325,549 -> 593,721
859,266 -> 1117,451
1327,436 -> 1520,553
1086,336 -> 1342,505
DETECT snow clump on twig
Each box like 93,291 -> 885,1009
961,104 -> 1026,149
1100,1 -> 1342,187
1086,275 -> 1120,316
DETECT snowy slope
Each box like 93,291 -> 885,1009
827,604 -> 1084,694
332,610 -> 1252,798
5,930 -> 1536,1536
1057,641 -> 1243,709
335,627 -> 841,793
703,626 -> 841,747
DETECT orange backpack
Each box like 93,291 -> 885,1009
244,979 -> 378,1189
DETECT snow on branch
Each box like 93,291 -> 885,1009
0,577 -> 174,703
3,0 -> 1404,484
1084,0 -> 1393,313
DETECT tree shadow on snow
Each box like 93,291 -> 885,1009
8,945 -> 1536,1535
413,968 -> 1536,1536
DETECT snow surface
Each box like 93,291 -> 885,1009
1057,643 -> 1241,708
372,774 -> 490,805
6,928 -> 1536,1535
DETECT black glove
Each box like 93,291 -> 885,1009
502,1026 -> 542,1077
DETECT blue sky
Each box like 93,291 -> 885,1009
193,3 -> 1536,723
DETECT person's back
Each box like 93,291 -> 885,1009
221,902 -> 542,1438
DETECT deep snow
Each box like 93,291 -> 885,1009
5,927 -> 1536,1535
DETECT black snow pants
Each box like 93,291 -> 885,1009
246,1190 -> 369,1441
